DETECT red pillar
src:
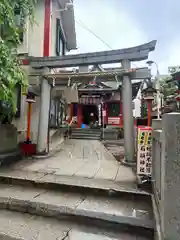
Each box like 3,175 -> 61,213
69,103 -> 73,123
77,104 -> 82,128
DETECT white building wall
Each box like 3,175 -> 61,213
51,0 -> 57,57
18,0 -> 46,57
15,0 -> 51,143
28,0 -> 46,57
15,0 -> 76,144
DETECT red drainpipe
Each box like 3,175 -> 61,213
43,0 -> 51,56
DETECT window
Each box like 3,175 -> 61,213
56,18 -> 66,56
108,102 -> 120,117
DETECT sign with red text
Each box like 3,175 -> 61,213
137,126 -> 152,176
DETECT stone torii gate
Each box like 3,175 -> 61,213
29,40 -> 156,163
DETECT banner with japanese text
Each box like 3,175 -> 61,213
137,126 -> 152,176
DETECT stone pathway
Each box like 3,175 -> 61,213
0,139 -> 153,239
10,139 -> 135,183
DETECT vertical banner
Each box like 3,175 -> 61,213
98,104 -> 102,126
137,126 -> 152,176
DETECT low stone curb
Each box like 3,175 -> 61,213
0,196 -> 155,231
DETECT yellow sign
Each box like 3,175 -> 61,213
22,86 -> 28,95
137,127 -> 152,176
138,130 -> 152,146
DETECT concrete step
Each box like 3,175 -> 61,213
72,128 -> 101,131
70,133 -> 101,140
71,132 -> 101,136
0,183 -> 154,238
0,209 -> 153,240
71,128 -> 102,140
0,169 -> 150,196
71,133 -> 101,137
71,130 -> 101,134
70,136 -> 101,140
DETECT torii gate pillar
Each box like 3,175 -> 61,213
122,59 -> 135,163
37,77 -> 51,154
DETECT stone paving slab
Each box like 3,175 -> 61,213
94,163 -> 119,181
74,162 -> 101,178
8,139 -> 136,185
0,209 -> 70,240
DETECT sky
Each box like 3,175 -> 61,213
71,0 -> 180,75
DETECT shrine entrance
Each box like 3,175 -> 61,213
82,104 -> 98,125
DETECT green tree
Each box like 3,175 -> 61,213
159,76 -> 177,100
0,0 -> 36,121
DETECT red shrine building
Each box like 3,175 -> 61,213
68,81 -> 141,128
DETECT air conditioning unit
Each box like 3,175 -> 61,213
66,2 -> 73,9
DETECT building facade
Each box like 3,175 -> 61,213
68,81 -> 141,128
12,0 -> 77,144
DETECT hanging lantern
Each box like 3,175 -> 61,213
142,86 -> 156,101
26,85 -> 37,103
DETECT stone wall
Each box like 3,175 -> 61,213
0,124 -> 18,153
152,114 -> 180,239
0,123 -> 21,166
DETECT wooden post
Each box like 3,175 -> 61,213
77,104 -> 82,128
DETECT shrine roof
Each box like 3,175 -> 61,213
78,82 -> 112,91
78,81 -> 141,99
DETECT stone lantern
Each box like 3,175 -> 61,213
26,86 -> 37,143
142,86 -> 156,127
168,71 -> 180,111
20,86 -> 38,156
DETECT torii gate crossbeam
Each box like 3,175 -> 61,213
29,40 -> 156,68
35,40 -> 157,164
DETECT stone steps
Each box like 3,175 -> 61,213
0,182 -> 154,239
70,128 -> 102,140
0,209 -> 152,240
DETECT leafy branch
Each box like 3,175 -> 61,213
155,76 -> 177,101
0,0 -> 36,121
